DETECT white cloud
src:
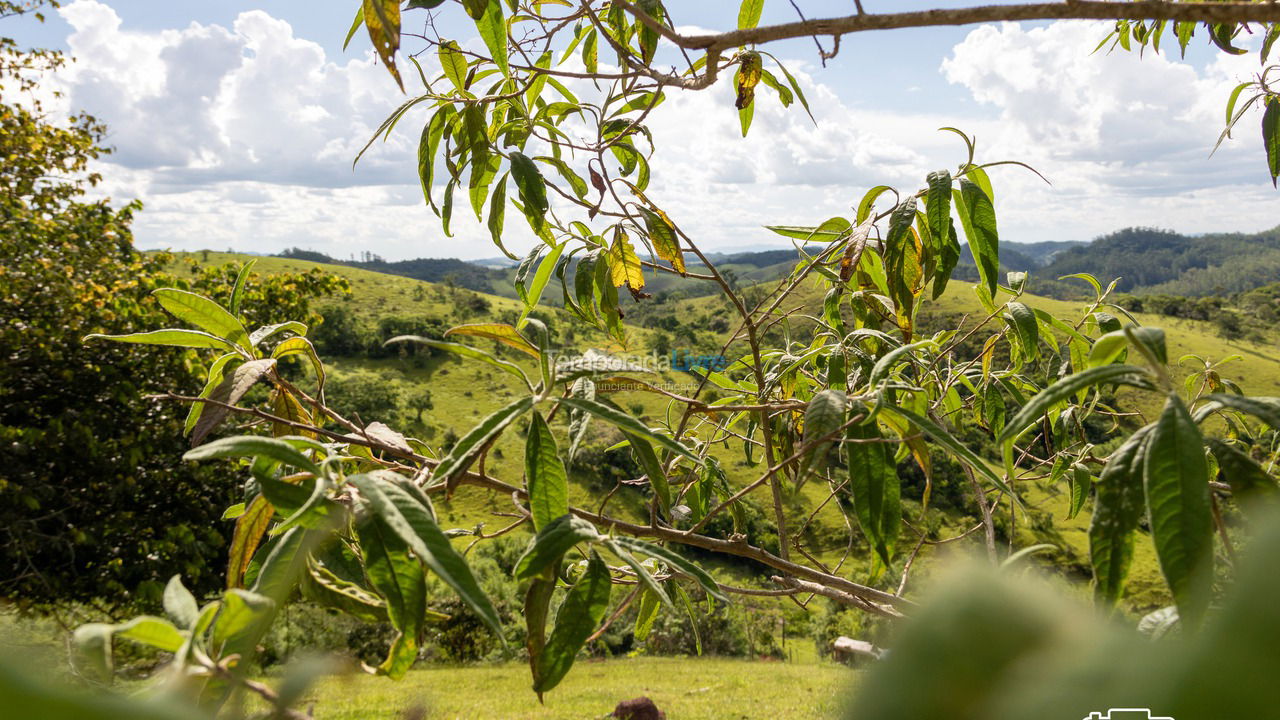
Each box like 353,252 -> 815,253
58,1 -> 410,189
37,5 -> 1280,260
940,21 -> 1280,242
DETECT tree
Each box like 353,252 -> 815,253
0,3 -> 350,609
37,1 -> 1280,717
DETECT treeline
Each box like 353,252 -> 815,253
1037,226 -> 1280,297
278,247 -> 508,295
1114,281 -> 1280,342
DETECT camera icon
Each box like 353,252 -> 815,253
1083,709 -> 1174,720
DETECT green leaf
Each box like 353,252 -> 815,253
386,336 -> 528,386
343,4 -> 364,51
533,551 -> 612,694
519,242 -> 566,321
302,558 -> 388,623
764,224 -> 847,243
608,536 -> 725,601
190,357 -> 277,445
438,39 -> 468,91
956,178 -> 999,298
210,588 -> 275,660
1144,394 -> 1214,628
843,419 -> 901,567
633,587 -> 661,641
1088,329 -> 1129,368
981,383 -> 1006,436
83,329 -> 239,352
1067,464 -> 1092,521
884,405 -> 1019,501
1090,425 -> 1153,607
603,539 -> 670,606
558,396 -> 698,462
674,583 -> 702,655
509,151 -> 549,219
355,513 -> 425,679
163,575 -> 199,629
924,170 -> 952,256
1004,301 -> 1040,361
737,0 -> 764,29
625,433 -> 671,519
249,525 -> 313,601
869,339 -> 925,387
801,389 -> 846,476
768,55 -> 812,122
184,435 -> 320,476
250,321 -> 306,347
469,149 -> 501,219
999,365 -> 1154,444
536,156 -> 588,198
932,220 -> 961,300
486,172 -> 513,255
1259,96 -> 1280,185
153,288 -> 251,351
856,185 -> 895,225
229,259 -> 256,318
515,514 -> 601,580
1207,438 -> 1279,508
351,472 -> 504,639
430,395 -> 535,489
526,412 -> 569,532
738,99 -> 754,137
582,28 -> 598,74
271,336 -> 325,393
418,107 -> 453,209
475,0 -> 508,76
114,616 -> 185,653
183,353 -> 239,438
1203,393 -> 1280,429
1126,326 -> 1167,367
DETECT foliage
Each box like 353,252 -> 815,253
10,0 -> 1280,717
848,511 -> 1280,720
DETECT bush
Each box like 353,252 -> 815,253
312,305 -> 367,357
325,371 -> 401,423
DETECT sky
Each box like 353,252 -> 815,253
9,0 -> 1280,261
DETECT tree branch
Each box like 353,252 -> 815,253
618,1 -> 1280,52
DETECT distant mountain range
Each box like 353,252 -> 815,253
279,223 -> 1280,303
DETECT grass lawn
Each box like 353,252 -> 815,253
277,657 -> 856,720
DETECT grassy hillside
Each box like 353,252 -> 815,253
167,251 -> 528,320
162,250 -> 1280,615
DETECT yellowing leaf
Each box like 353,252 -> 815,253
636,206 -> 684,275
363,0 -> 403,91
735,51 -> 762,109
607,228 -> 644,290
445,323 -> 540,357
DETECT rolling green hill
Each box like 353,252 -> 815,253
162,249 -> 1280,613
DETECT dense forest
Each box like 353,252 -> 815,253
1039,226 -> 1280,296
